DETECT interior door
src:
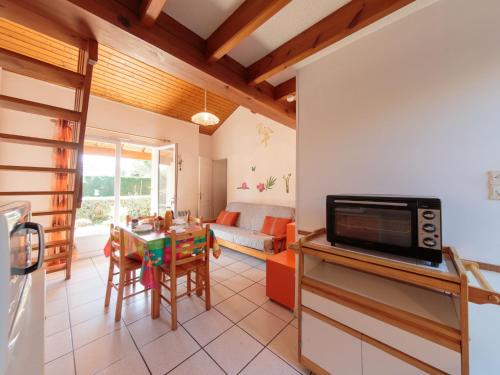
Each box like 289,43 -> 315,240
156,144 -> 177,215
199,157 -> 213,219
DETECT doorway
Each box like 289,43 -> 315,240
212,159 -> 227,217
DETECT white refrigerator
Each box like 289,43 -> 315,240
0,201 -> 45,375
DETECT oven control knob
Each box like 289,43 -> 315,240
423,237 -> 437,247
423,223 -> 436,233
422,210 -> 436,220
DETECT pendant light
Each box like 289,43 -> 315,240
191,89 -> 220,126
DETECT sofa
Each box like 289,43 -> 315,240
210,202 -> 295,260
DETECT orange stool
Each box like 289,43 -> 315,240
266,249 -> 295,310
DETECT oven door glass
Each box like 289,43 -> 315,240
334,206 -> 412,247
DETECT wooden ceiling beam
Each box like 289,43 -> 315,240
206,0 -> 291,63
0,0 -> 295,128
140,0 -> 168,27
247,0 -> 415,85
274,77 -> 296,101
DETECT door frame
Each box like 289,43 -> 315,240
155,143 -> 178,215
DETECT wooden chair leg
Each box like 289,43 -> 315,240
204,262 -> 211,310
196,270 -> 203,297
171,275 -> 177,330
114,268 -> 126,322
187,271 -> 191,296
152,266 -> 161,319
104,259 -> 114,307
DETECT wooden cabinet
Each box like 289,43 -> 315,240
302,310 -> 362,375
362,341 -> 426,375
294,231 -> 472,375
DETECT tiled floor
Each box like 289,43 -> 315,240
45,248 -> 309,375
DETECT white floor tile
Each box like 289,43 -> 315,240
239,283 -> 269,305
261,300 -> 294,323
45,311 -> 70,337
67,287 -> 106,309
175,296 -> 208,323
183,309 -> 233,346
74,328 -> 137,375
45,328 -> 73,363
241,268 -> 266,282
72,313 -> 123,349
128,309 -> 172,347
238,308 -> 288,345
69,298 -> 114,326
45,352 -> 75,375
140,326 -> 200,375
96,349 -> 149,375
221,275 -> 255,292
226,261 -> 253,273
204,283 -> 235,305
169,350 -> 224,375
211,254 -> 238,267
268,325 -> 308,374
205,325 -> 263,375
210,268 -> 237,283
258,278 -> 267,286
242,257 -> 264,267
290,318 -> 299,328
46,285 -> 67,303
46,298 -> 69,318
241,348 -> 300,375
122,296 -> 151,325
215,294 -> 258,323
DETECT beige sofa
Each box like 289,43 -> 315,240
210,202 -> 295,260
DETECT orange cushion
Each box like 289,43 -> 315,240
261,216 -> 292,237
215,210 -> 240,226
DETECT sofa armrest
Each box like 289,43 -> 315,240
272,235 -> 287,254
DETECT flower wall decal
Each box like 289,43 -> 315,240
283,173 -> 291,194
256,182 -> 265,192
256,123 -> 273,147
237,182 -> 250,190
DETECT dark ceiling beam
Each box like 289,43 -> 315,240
140,0 -> 168,27
247,0 -> 415,85
274,77 -> 296,101
0,0 -> 295,128
206,0 -> 291,63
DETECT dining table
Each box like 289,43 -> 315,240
117,223 -> 220,318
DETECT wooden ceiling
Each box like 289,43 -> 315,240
0,18 -> 238,135
0,0 -> 417,131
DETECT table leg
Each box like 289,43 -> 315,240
152,266 -> 161,318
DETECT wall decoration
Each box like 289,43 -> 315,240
257,182 -> 265,192
265,176 -> 277,190
283,173 -> 291,194
256,123 -> 273,147
251,166 -> 256,172
237,182 -> 250,190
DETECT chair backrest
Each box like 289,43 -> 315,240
169,225 -> 210,271
109,224 -> 125,263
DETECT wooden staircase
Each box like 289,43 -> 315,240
0,42 -> 97,279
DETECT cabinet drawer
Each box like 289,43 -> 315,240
302,288 -> 461,374
362,341 -> 427,375
302,310 -> 362,375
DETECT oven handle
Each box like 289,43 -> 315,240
11,222 -> 45,275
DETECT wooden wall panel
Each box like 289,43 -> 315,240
0,18 -> 237,135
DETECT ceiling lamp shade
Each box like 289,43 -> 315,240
191,90 -> 220,126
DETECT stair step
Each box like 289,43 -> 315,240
0,133 -> 78,149
0,47 -> 85,89
32,210 -> 72,216
0,95 -> 81,122
44,252 -> 70,261
46,263 -> 67,273
44,226 -> 72,233
0,191 -> 75,196
0,165 -> 76,173
33,240 -> 70,250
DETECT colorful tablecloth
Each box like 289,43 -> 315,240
104,226 -> 220,289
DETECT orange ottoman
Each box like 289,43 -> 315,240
266,249 -> 295,310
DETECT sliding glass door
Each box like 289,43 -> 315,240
76,139 -> 177,237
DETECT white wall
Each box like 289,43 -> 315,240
297,0 -> 500,372
212,107 -> 296,208
298,0 -> 500,264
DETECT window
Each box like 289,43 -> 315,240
75,139 -> 177,237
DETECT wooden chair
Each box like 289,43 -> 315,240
104,224 -> 149,321
156,225 -> 211,330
